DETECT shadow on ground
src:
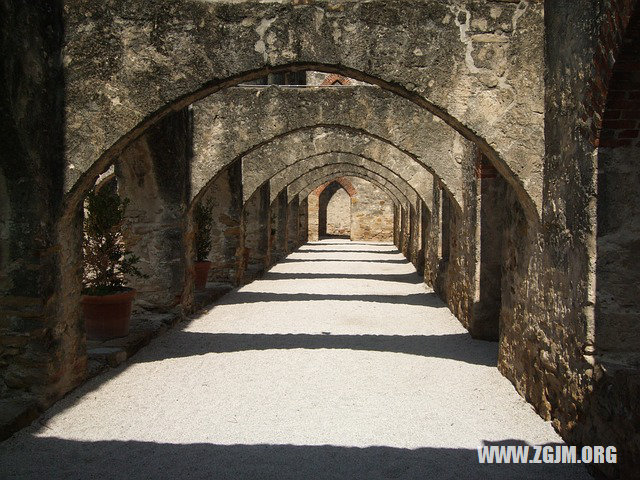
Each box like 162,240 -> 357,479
0,437 -> 590,480
262,272 -> 423,284
279,258 -> 409,264
135,331 -> 498,366
216,291 -> 444,307
294,249 -> 398,254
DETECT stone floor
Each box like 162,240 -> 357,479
0,240 -> 590,479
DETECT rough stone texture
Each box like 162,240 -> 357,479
239,127 -> 432,208
307,194 -> 320,242
268,189 -> 289,264
4,2 -> 640,476
0,0 -> 85,437
320,183 -> 350,237
62,2 -> 544,218
292,165 -> 411,208
241,183 -> 270,284
286,196 -> 299,253
117,108 -> 191,310
298,198 -> 309,245
200,161 -> 243,285
349,177 -> 394,243
194,87 -> 436,207
265,152 -> 429,211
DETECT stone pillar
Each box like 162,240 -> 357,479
307,193 -> 319,241
269,188 -> 288,264
241,182 -> 270,283
287,195 -> 300,252
470,159 -> 504,341
408,204 -> 417,265
393,204 -> 400,248
0,1 -> 86,434
201,161 -> 243,285
117,108 -> 191,312
418,200 -> 430,277
424,179 -> 442,288
298,197 -> 309,244
400,205 -> 410,257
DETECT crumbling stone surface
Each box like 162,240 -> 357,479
193,86 -> 447,205
63,1 -> 544,218
199,162 -> 243,285
349,177 -> 394,242
267,152 -> 423,209
238,127 -> 433,206
292,165 -> 411,207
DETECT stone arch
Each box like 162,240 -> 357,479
594,6 -> 640,357
318,181 -> 352,238
314,177 -> 357,198
234,126 -> 438,206
290,165 -> 412,208
291,168 -> 401,243
265,152 -> 424,209
63,0 -> 543,221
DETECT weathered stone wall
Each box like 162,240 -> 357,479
241,183 -> 270,283
200,161 -> 243,285
286,196 -> 300,253
298,198 -> 309,245
349,177 -> 394,243
117,109 -> 191,311
269,189 -> 289,264
240,127 -> 432,209
0,0 -> 85,437
62,1 -> 544,221
323,186 -> 351,237
307,194 -> 320,242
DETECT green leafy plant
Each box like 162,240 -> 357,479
82,187 -> 147,296
194,200 -> 214,262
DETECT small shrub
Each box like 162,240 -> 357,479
82,187 -> 146,295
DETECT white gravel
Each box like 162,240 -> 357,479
0,240 -> 590,479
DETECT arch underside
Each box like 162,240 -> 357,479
265,153 -> 425,208
63,0 -> 544,220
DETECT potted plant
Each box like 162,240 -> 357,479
81,187 -> 146,339
194,200 -> 214,290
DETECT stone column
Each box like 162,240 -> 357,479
470,159 -> 504,341
287,195 -> 300,252
418,200 -> 430,277
269,188 -> 288,264
424,179 -> 441,288
393,204 -> 400,248
241,182 -> 270,283
298,198 -> 309,244
408,204 -> 417,265
307,193 -> 320,241
411,203 -> 423,270
201,161 -> 243,285
0,1 -> 86,432
116,108 -> 191,312
400,205 -> 410,257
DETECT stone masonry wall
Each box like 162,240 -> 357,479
349,177 -> 394,243
325,188 -> 351,237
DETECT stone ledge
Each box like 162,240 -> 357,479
86,310 -> 180,372
0,284 -> 234,442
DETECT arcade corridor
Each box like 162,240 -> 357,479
0,241 -> 588,479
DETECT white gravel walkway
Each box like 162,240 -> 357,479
0,240 -> 590,479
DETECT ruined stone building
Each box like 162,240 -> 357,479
1,0 -> 640,478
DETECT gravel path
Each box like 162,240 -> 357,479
0,240 -> 590,479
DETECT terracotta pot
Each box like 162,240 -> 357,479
81,289 -> 136,340
194,261 -> 212,290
